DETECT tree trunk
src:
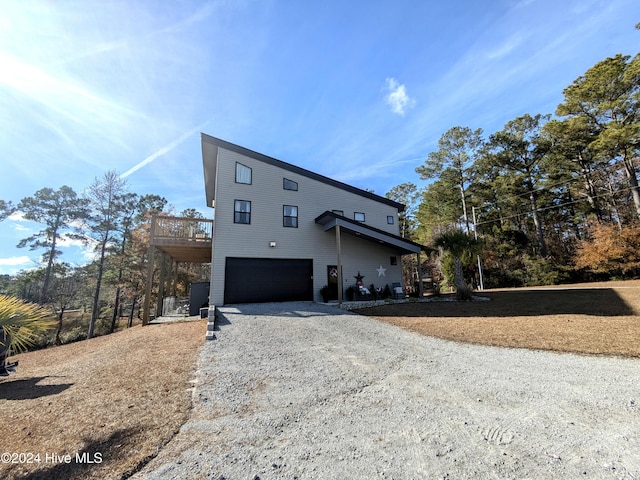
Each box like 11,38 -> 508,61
579,158 -> 603,221
110,286 -> 121,333
128,295 -> 137,328
454,257 -> 465,291
41,217 -> 60,302
87,238 -> 108,339
623,155 -> 640,221
110,235 -> 127,333
55,307 -> 65,346
566,190 -> 582,240
606,179 -> 624,230
526,174 -> 547,257
459,183 -> 470,235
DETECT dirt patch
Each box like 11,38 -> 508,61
0,319 -> 206,480
359,281 -> 640,358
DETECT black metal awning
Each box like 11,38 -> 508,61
314,211 -> 427,256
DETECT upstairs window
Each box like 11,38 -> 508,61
332,210 -> 344,216
283,178 -> 298,191
283,205 -> 298,228
387,215 -> 394,224
354,212 -> 365,222
234,200 -> 251,224
235,162 -> 252,184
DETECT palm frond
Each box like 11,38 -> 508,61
0,295 -> 56,353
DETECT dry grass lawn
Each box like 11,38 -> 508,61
361,280 -> 640,358
0,319 -> 206,480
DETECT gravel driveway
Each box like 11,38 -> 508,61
133,302 -> 640,479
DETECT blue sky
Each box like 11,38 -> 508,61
0,0 -> 638,274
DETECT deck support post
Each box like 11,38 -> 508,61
156,252 -> 167,318
336,224 -> 343,305
142,216 -> 158,325
417,250 -> 423,297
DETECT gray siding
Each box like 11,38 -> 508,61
210,147 -> 405,305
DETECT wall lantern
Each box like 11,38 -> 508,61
269,241 -> 277,248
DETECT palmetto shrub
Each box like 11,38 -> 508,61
0,295 -> 56,353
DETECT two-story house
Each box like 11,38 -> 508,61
201,134 -> 425,305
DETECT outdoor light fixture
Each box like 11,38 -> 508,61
269,241 -> 277,247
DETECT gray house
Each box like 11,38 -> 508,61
201,134 -> 426,305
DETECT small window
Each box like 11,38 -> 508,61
390,256 -> 398,266
387,215 -> 394,224
234,200 -> 251,224
283,205 -> 298,228
332,210 -> 344,216
283,178 -> 298,191
235,162 -> 252,184
354,212 -> 365,222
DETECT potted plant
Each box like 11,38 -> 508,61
346,286 -> 356,301
320,285 -> 331,303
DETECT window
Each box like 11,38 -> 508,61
354,212 -> 365,222
283,178 -> 298,191
332,210 -> 344,216
390,256 -> 398,266
387,215 -> 394,224
283,205 -> 298,228
235,162 -> 252,184
234,200 -> 251,224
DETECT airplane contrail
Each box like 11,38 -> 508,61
120,121 -> 209,179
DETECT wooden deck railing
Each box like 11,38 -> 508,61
151,215 -> 213,243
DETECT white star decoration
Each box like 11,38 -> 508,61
376,265 -> 386,277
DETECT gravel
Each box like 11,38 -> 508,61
132,301 -> 640,479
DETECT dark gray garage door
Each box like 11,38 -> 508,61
224,257 -> 313,304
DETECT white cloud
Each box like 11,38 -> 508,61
0,255 -> 32,266
57,235 -> 86,249
7,212 -> 32,231
54,231 -> 99,263
384,77 -> 416,116
8,211 -> 26,221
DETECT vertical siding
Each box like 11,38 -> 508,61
210,147 -> 405,304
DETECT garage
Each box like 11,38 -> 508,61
224,257 -> 314,304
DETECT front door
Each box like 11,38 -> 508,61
326,265 -> 339,300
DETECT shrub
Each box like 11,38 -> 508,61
320,285 -> 330,303
521,255 -> 570,286
58,326 -> 88,345
574,223 -> 640,277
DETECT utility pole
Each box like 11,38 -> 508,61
472,207 -> 484,290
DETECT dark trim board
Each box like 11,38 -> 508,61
202,133 -> 405,212
224,257 -> 314,304
315,210 -> 429,255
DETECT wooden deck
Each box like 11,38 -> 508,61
149,215 -> 213,263
143,215 -> 214,324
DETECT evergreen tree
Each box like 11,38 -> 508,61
557,54 -> 640,221
385,182 -> 419,238
0,200 -> 14,222
85,171 -> 128,339
485,114 -> 551,257
16,186 -> 89,302
416,126 -> 483,234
